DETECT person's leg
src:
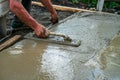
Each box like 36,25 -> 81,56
11,0 -> 32,28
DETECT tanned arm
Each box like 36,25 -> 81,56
40,0 -> 58,23
9,0 -> 48,37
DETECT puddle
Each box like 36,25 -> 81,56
0,40 -> 49,80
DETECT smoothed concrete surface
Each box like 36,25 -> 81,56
98,35 -> 120,80
0,12 -> 120,80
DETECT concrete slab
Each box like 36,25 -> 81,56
0,12 -> 120,80
98,34 -> 120,80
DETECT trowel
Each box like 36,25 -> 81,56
24,32 -> 81,47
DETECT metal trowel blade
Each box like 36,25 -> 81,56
24,32 -> 81,47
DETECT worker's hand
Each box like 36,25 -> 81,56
51,12 -> 58,24
34,25 -> 50,38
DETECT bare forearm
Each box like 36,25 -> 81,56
9,0 -> 48,37
9,0 -> 40,30
40,0 -> 56,14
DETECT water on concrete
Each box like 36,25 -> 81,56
0,12 -> 120,80
98,35 -> 120,80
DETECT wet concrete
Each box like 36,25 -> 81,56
0,12 -> 120,80
98,35 -> 120,80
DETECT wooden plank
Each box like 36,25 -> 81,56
32,1 -> 95,12
0,35 -> 21,51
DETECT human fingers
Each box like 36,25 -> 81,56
51,14 -> 58,24
40,27 -> 50,38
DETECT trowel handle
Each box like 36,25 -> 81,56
49,32 -> 66,37
49,32 -> 72,41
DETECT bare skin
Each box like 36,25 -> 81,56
9,0 -> 58,38
40,0 -> 58,23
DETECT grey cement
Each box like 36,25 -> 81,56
0,12 -> 120,80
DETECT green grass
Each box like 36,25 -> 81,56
71,0 -> 119,9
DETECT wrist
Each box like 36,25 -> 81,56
51,10 -> 57,15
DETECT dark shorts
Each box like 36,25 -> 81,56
21,0 -> 32,12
